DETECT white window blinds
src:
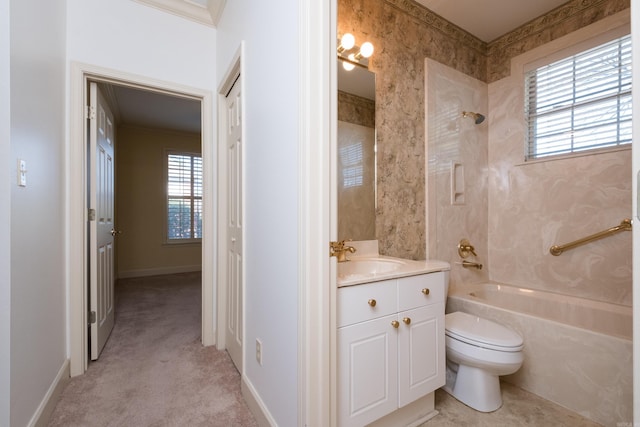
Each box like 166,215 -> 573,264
524,34 -> 632,160
167,153 -> 202,240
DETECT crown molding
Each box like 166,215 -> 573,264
133,0 -> 226,27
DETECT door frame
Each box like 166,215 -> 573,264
68,62 -> 216,376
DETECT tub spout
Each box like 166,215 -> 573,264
462,260 -> 483,270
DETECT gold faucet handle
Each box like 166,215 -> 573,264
330,240 -> 346,257
457,238 -> 477,258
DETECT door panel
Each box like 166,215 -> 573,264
226,76 -> 243,372
337,315 -> 398,426
90,82 -> 116,360
398,305 -> 445,407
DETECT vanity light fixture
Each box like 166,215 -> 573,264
337,33 -> 374,70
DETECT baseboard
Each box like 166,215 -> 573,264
29,359 -> 70,427
118,264 -> 202,279
241,376 -> 277,427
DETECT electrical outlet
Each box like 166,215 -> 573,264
256,339 -> 263,366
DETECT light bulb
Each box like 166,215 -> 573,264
340,33 -> 355,51
359,42 -> 374,58
342,59 -> 355,71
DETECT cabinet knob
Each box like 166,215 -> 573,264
391,320 -> 400,328
422,288 -> 430,295
403,317 -> 411,325
368,299 -> 377,307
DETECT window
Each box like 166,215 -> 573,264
167,152 -> 202,242
524,34 -> 631,160
340,142 -> 364,188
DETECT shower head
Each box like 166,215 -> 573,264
462,111 -> 485,125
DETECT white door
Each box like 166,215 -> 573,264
225,77 -> 243,371
89,82 -> 116,360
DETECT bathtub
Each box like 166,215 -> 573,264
447,282 -> 632,427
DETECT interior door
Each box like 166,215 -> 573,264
225,76 -> 243,371
89,82 -> 116,360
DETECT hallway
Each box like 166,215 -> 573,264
48,272 -> 256,426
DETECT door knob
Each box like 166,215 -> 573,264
110,229 -> 122,237
368,299 -> 377,307
422,288 -> 430,295
403,317 -> 411,325
391,320 -> 400,328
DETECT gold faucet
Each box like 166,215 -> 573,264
457,239 -> 477,258
330,240 -> 357,263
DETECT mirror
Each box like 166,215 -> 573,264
337,61 -> 376,240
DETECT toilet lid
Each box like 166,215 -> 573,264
445,312 -> 524,352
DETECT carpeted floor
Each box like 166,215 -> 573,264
48,272 -> 257,427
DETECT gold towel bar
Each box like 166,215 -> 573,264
549,219 -> 632,256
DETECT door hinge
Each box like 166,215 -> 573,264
88,208 -> 96,221
85,105 -> 96,120
89,311 -> 96,324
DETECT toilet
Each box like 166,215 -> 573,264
443,311 -> 524,412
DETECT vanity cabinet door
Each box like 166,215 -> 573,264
397,304 -> 445,408
338,314 -> 398,427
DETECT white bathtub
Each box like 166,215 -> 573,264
447,282 -> 632,427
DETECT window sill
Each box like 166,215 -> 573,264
164,239 -> 202,246
516,145 -> 631,167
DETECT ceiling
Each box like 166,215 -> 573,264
415,0 -> 570,42
115,0 -> 571,133
105,84 -> 202,134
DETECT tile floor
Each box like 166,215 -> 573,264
422,382 -> 602,427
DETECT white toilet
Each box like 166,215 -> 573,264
443,311 -> 524,412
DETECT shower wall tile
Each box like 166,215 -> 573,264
425,59 -> 489,289
487,32 -> 632,305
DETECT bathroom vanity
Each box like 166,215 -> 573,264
336,244 -> 449,427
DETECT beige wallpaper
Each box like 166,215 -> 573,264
487,0 -> 630,82
116,125 -> 202,277
338,0 -> 630,261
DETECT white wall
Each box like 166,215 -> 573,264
0,0 -> 11,423
66,0 -> 217,90
217,2 -> 300,425
66,0 -> 218,364
10,0 -> 67,424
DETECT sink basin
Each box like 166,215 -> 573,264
337,257 -> 406,279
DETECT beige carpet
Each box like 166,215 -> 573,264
48,272 -> 257,427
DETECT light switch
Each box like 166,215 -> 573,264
18,159 -> 27,187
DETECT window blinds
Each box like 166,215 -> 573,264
167,153 -> 202,240
524,34 -> 632,160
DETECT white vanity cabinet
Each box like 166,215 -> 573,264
337,272 -> 446,427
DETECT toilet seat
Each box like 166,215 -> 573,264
445,312 -> 523,352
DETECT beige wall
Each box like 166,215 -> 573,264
338,0 -> 629,260
116,125 -> 202,277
